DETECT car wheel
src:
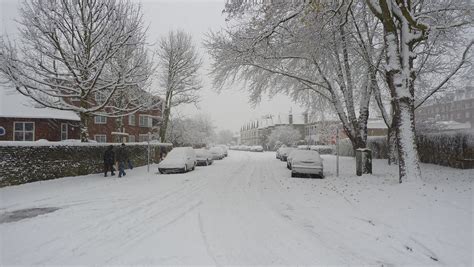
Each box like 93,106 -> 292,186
291,172 -> 296,178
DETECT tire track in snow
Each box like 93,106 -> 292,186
198,212 -> 220,266
24,174 -> 210,264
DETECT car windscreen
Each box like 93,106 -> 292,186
292,151 -> 321,162
195,150 -> 208,157
166,149 -> 187,159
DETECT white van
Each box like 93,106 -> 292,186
158,147 -> 196,174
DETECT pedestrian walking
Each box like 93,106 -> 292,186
103,145 -> 115,177
116,143 -> 129,177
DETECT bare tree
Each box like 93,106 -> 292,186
0,0 -> 154,142
156,30 -> 203,142
267,126 -> 302,149
366,0 -> 473,182
206,1 -> 383,152
216,129 -> 234,145
166,114 -> 215,146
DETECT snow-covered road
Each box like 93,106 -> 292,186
0,151 -> 472,265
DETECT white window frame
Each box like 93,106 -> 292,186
94,116 -> 107,124
94,134 -> 107,143
139,115 -> 150,128
95,92 -> 106,104
61,123 -> 68,140
129,114 -> 136,126
139,134 -> 149,142
13,121 -> 35,141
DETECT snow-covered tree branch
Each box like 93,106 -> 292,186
0,0 -> 155,142
156,30 -> 203,142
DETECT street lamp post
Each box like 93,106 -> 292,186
147,132 -> 151,173
336,128 -> 339,177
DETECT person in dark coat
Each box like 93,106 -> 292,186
116,143 -> 129,177
103,145 -> 115,177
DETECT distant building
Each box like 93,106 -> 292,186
240,112 -> 306,147
416,86 -> 474,129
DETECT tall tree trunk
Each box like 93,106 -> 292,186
393,98 -> 421,183
80,112 -> 90,142
387,125 -> 398,165
159,107 -> 170,142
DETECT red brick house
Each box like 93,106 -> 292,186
0,89 -> 81,141
0,88 -> 162,143
85,90 -> 162,143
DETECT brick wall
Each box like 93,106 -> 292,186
0,117 -> 80,141
88,111 -> 160,143
0,143 -> 172,187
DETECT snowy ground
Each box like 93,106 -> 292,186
0,151 -> 472,265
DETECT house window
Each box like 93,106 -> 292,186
94,135 -> 107,143
129,135 -> 136,142
94,116 -> 107,124
61,123 -> 68,140
139,115 -> 152,128
95,92 -> 106,104
14,122 -> 35,141
139,134 -> 149,142
129,114 -> 136,126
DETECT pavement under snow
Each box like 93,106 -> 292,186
0,151 -> 472,265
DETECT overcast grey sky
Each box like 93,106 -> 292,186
0,0 -> 305,132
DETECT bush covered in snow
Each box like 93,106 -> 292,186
337,131 -> 473,169
417,131 -> 474,169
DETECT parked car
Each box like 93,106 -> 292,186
194,149 -> 213,166
309,145 -> 335,155
218,145 -> 229,156
158,147 -> 196,174
250,145 -> 264,152
276,145 -> 288,159
279,147 -> 294,162
210,146 -> 225,160
297,145 -> 311,150
290,150 -> 324,178
286,149 -> 298,169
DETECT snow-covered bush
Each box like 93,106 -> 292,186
417,131 -> 473,169
337,131 -> 473,169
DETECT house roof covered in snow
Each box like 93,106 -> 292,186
367,119 -> 388,129
0,87 -> 80,121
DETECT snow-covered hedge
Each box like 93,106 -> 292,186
0,142 -> 172,187
337,131 -> 473,169
337,137 -> 388,159
417,131 -> 474,169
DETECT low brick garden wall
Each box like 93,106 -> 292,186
0,142 -> 172,187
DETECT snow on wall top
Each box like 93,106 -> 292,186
0,87 -> 80,121
0,140 -> 173,147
